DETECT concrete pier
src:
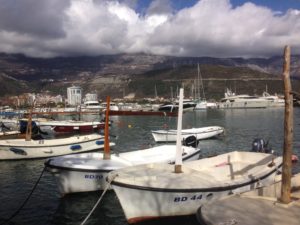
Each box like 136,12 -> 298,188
197,174 -> 300,225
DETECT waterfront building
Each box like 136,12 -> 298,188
84,93 -> 98,102
67,86 -> 82,106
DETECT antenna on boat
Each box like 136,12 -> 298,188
175,88 -> 183,173
103,96 -> 111,160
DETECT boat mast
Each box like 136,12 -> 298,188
25,102 -> 34,141
196,64 -> 200,99
198,64 -> 206,100
154,85 -> 158,99
175,88 -> 183,173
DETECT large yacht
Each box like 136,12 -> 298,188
81,100 -> 103,112
217,89 -> 269,109
260,91 -> 285,107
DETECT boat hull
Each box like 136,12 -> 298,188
38,121 -> 105,135
45,153 -> 131,194
112,173 -> 277,224
48,167 -> 112,194
0,131 -> 21,139
45,146 -> 201,194
110,151 -> 282,223
152,126 -> 224,142
0,134 -> 114,160
218,99 -> 269,109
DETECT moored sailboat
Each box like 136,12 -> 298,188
194,64 -> 207,110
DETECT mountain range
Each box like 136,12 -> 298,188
0,53 -> 299,100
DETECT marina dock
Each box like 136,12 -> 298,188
197,174 -> 300,225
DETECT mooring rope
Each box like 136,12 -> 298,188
80,173 -> 118,225
1,166 -> 46,225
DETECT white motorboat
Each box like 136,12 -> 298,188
194,101 -> 217,109
206,102 -> 217,109
194,100 -> 207,110
0,133 -> 114,160
151,126 -> 224,142
260,91 -> 285,107
44,144 -> 200,195
0,118 -> 19,130
45,95 -> 200,195
109,151 -> 282,223
108,89 -> 282,223
0,130 -> 21,139
101,102 -> 119,111
158,99 -> 196,112
217,88 -> 269,109
81,100 -> 104,112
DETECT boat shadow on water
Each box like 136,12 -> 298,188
50,190 -> 199,225
50,191 -> 127,225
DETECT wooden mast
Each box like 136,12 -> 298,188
103,96 -> 111,160
280,45 -> 293,204
175,88 -> 184,173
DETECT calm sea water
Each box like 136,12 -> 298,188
0,108 -> 299,225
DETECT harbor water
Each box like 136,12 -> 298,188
0,108 -> 300,225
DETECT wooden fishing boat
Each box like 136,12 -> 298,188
0,133 -> 115,160
45,144 -> 200,195
108,89 -> 282,223
36,120 -> 105,135
109,151 -> 282,223
0,106 -> 115,160
152,126 -> 224,142
45,96 -> 201,195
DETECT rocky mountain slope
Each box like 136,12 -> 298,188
0,53 -> 299,100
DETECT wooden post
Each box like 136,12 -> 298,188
280,45 -> 293,204
103,96 -> 111,160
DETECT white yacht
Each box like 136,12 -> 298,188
260,92 -> 285,107
100,102 -> 119,111
217,89 -> 269,109
81,100 -> 103,112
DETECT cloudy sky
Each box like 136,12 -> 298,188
0,0 -> 299,58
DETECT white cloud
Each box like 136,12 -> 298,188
0,0 -> 299,58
